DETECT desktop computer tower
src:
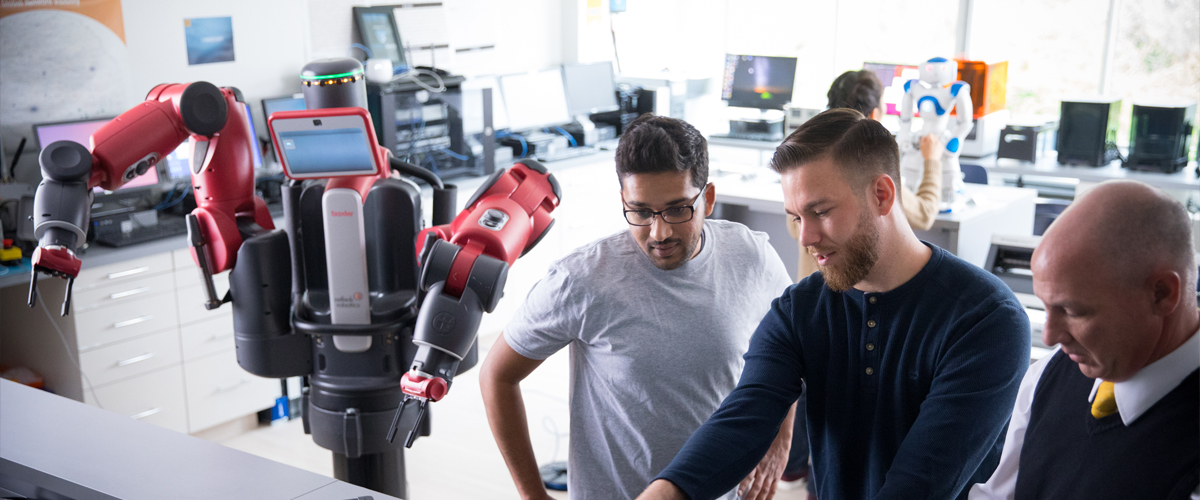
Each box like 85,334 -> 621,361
1124,101 -> 1196,173
1057,98 -> 1121,167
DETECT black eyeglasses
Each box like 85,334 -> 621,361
622,185 -> 708,226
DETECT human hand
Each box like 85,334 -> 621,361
737,437 -> 790,500
920,134 -> 943,160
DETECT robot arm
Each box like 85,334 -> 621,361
28,81 -> 271,314
387,159 -> 561,447
946,82 -> 974,155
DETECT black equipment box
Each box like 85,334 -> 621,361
998,119 -> 1058,163
1057,98 -> 1121,167
1125,101 -> 1196,173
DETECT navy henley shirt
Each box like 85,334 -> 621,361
657,244 -> 1030,500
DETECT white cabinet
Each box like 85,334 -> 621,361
69,248 -> 276,435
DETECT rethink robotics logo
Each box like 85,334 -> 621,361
335,292 -> 364,308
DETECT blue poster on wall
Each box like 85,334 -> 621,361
184,16 -> 235,65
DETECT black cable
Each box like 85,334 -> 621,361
389,156 -> 443,190
9,137 -> 27,181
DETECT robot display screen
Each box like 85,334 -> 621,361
272,115 -> 378,178
721,54 -> 798,110
33,118 -> 160,192
562,61 -> 619,116
863,62 -> 921,116
499,69 -> 572,132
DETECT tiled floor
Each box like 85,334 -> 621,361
214,331 -> 807,500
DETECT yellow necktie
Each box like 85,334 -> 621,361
1091,381 -> 1118,419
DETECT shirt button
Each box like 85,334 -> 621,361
869,297 -> 877,304
865,367 -> 875,375
866,343 -> 875,351
867,320 -> 877,328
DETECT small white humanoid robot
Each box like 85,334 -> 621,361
898,57 -> 973,208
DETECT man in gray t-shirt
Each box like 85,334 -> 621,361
480,115 -> 795,500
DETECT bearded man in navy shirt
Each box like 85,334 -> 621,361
637,108 -> 1030,500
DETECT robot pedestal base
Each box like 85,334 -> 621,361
333,449 -> 407,498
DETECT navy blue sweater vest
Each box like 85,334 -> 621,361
1015,351 -> 1199,500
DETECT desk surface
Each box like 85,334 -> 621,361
0,379 -> 399,500
963,151 -> 1200,192
710,165 -> 1038,227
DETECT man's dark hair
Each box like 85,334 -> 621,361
770,108 -> 900,193
827,70 -> 884,118
615,114 -> 708,189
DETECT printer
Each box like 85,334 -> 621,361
985,234 -> 1054,360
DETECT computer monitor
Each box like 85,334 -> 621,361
863,62 -> 920,116
33,118 -> 160,193
721,54 -> 798,110
263,94 -> 307,119
462,76 -> 509,135
499,69 -> 572,132
165,102 -> 263,179
353,6 -> 407,73
562,61 -> 619,117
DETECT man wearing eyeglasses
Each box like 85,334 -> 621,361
480,114 -> 795,500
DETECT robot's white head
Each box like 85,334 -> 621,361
919,57 -> 957,86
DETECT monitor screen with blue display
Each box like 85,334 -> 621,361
278,128 -> 376,176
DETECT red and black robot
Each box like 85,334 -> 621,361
28,58 -> 561,497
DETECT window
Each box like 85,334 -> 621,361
970,0 -> 1110,118
1107,0 -> 1200,154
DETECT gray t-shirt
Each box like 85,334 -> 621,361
505,218 -> 794,500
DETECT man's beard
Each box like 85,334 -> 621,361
813,211 -> 880,292
646,232 -> 701,271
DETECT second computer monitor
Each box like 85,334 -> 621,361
722,54 -> 797,110
863,62 -> 920,116
33,118 -> 161,192
562,61 -> 619,117
499,69 -> 572,132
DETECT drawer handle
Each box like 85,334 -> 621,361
213,380 -> 251,395
107,267 -> 150,280
129,407 -> 163,420
110,287 -> 151,300
113,315 -> 153,329
115,352 -> 157,367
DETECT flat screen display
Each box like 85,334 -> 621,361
271,113 -> 379,178
562,61 -> 619,116
863,62 -> 920,116
33,118 -> 160,192
721,54 -> 798,110
355,8 -> 406,72
500,69 -> 572,131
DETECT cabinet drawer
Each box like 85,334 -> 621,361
75,293 -> 180,351
84,365 -> 188,434
176,278 -> 231,326
73,274 -> 176,313
173,266 -> 228,290
180,314 -> 235,361
184,351 -> 277,432
76,253 -> 174,291
81,331 -> 182,387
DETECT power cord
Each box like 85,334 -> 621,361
39,295 -> 104,409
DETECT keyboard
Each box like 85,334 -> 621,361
95,216 -> 189,248
537,147 -> 598,163
710,132 -> 784,142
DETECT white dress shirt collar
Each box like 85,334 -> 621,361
1089,327 -> 1200,426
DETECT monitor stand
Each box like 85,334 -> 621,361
728,109 -> 784,139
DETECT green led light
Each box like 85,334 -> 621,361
761,92 -> 773,99
300,69 -> 363,80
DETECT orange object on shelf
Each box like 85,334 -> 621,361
956,59 -> 1008,119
